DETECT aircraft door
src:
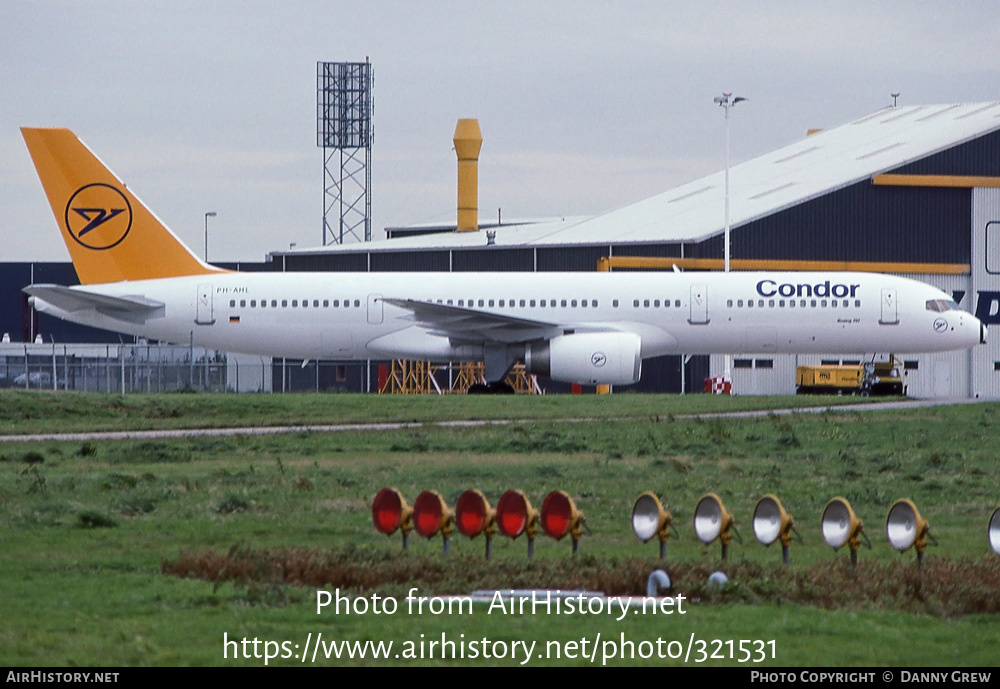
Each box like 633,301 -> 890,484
880,288 -> 898,325
196,284 -> 214,325
689,284 -> 709,324
368,294 -> 383,325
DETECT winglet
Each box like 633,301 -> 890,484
21,128 -> 225,284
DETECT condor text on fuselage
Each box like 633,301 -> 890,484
756,279 -> 860,299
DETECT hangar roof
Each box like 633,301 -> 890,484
285,102 -> 1000,255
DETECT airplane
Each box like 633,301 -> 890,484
20,127 -> 987,392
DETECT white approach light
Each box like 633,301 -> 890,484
989,507 -> 1000,556
822,497 -> 864,565
632,492 -> 672,559
886,498 -> 930,564
694,493 -> 735,560
753,495 -> 794,567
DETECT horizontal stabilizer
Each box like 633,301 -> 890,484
24,284 -> 165,324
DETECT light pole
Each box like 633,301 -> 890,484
714,92 -> 745,387
204,212 -> 216,262
713,92 -> 746,273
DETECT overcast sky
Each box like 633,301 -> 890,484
2,1 -> 999,263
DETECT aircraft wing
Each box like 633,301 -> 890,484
383,298 -> 564,344
24,284 -> 165,324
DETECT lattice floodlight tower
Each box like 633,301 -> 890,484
317,61 -> 373,245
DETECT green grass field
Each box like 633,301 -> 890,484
1,391 -> 998,667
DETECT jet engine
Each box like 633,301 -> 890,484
524,332 -> 642,385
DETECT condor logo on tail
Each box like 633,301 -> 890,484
64,183 -> 132,250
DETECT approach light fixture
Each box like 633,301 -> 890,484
632,492 -> 673,559
753,494 -> 795,567
989,507 -> 1000,556
886,498 -> 931,565
821,497 -> 866,565
694,493 -> 735,561
371,487 -> 412,549
412,490 -> 455,554
496,489 -> 539,558
454,489 -> 497,559
541,490 -> 585,555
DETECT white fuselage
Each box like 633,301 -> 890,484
30,271 -> 984,371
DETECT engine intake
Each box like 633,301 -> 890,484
524,332 -> 642,385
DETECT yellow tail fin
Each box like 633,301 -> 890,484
21,128 -> 223,285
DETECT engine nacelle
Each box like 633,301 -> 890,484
524,332 -> 642,385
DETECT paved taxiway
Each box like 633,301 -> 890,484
0,398 -> 986,444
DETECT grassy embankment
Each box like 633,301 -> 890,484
1,391 -> 998,666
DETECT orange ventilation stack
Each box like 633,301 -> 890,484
453,119 -> 483,232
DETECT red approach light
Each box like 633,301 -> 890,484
455,489 -> 494,538
496,490 -> 533,538
412,490 -> 453,539
541,490 -> 583,541
372,487 -> 410,536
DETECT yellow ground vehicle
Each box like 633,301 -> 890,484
796,357 -> 905,396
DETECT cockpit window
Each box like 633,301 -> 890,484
925,299 -> 960,312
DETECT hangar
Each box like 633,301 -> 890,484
269,102 -> 1000,398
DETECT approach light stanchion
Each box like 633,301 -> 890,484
632,492 -> 672,560
693,493 -> 735,561
989,507 -> 1000,556
541,490 -> 585,556
372,487 -> 412,550
412,490 -> 455,555
822,497 -> 865,566
753,494 -> 795,567
886,498 -> 931,565
496,490 -> 539,559
455,489 -> 496,560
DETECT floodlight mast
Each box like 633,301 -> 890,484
715,92 -> 746,382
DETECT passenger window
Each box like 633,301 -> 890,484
633,300 -> 639,308
230,300 -> 236,307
